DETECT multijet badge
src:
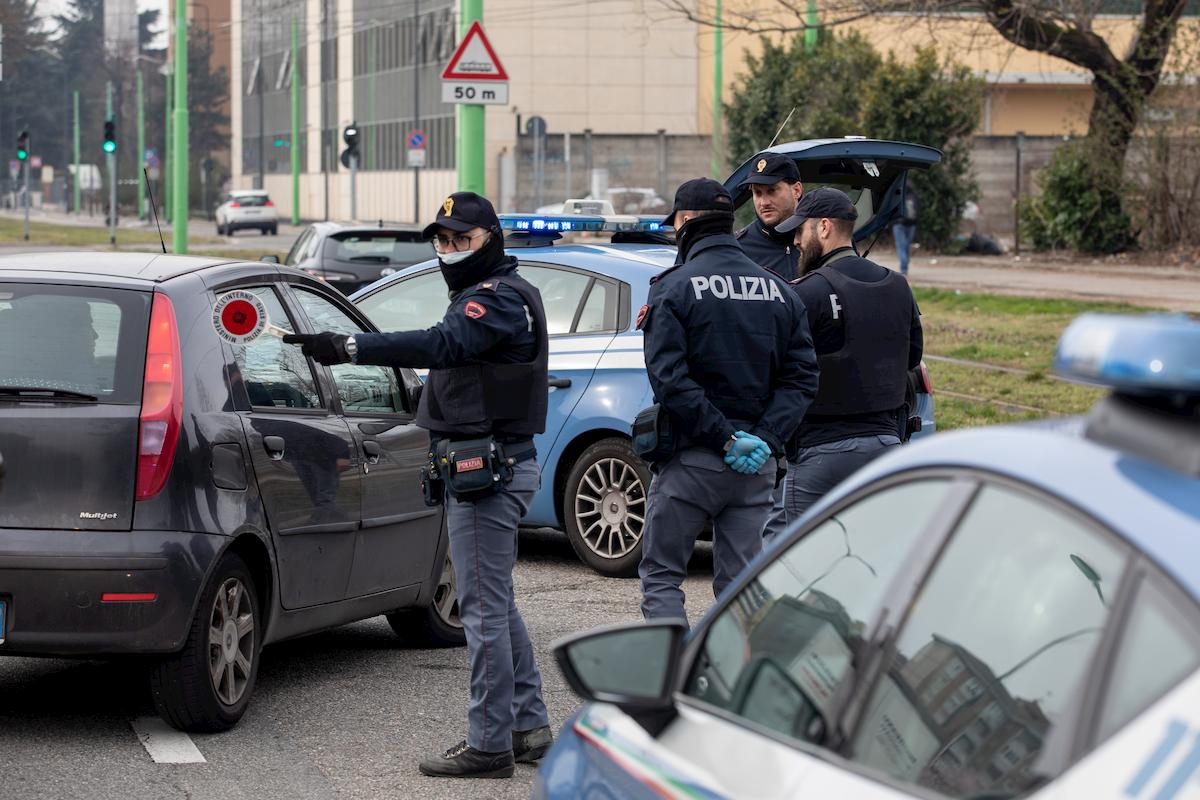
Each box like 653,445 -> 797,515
212,290 -> 269,344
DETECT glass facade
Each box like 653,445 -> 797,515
241,0 -> 309,177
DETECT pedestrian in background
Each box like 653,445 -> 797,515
777,187 -> 924,522
284,192 -> 553,780
637,178 -> 817,624
892,180 -> 921,275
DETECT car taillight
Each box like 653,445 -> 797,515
264,200 -> 274,207
136,292 -> 183,500
918,361 -> 934,394
229,201 -> 241,208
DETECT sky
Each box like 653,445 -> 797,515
36,0 -> 170,42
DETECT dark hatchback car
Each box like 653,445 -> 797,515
276,222 -> 430,294
0,252 -> 461,733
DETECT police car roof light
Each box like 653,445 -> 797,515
498,214 -> 666,235
1054,313 -> 1200,398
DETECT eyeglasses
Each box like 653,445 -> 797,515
432,231 -> 489,253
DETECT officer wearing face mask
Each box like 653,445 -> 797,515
636,177 -> 818,625
735,152 -> 804,280
283,192 -> 552,780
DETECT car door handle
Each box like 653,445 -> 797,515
548,377 -> 572,389
363,440 -> 383,464
263,435 -> 286,460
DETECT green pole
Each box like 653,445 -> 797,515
457,0 -> 484,194
805,0 -> 818,51
172,0 -> 189,253
711,0 -> 722,178
291,15 -> 300,226
137,71 -> 145,219
72,91 -> 80,214
165,70 -> 172,223
107,81 -> 116,245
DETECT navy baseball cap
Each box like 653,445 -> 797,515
738,152 -> 802,187
422,192 -> 501,239
775,187 -> 859,233
662,177 -> 734,227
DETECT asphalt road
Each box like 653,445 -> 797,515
0,529 -> 716,800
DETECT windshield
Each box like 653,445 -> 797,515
327,233 -> 429,264
233,194 -> 271,207
0,283 -> 150,403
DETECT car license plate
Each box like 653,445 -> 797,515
0,599 -> 7,645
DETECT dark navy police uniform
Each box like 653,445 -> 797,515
735,220 -> 801,280
639,178 -> 818,624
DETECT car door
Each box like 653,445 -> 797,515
223,284 -> 361,609
288,283 -> 442,596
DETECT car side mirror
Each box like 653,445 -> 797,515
553,620 -> 687,711
260,254 -> 280,263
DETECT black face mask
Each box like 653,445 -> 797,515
677,212 -> 735,261
438,230 -> 506,293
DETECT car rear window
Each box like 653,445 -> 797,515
327,232 -> 429,264
234,194 -> 271,207
0,283 -> 150,403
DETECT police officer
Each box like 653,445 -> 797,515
283,192 -> 552,780
776,187 -> 924,521
735,152 -> 804,280
638,177 -> 818,624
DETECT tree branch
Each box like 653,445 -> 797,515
980,0 -> 1121,75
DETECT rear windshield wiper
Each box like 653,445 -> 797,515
347,255 -> 392,263
0,386 -> 99,402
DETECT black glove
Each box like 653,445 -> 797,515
282,332 -> 352,365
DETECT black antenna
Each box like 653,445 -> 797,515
144,168 -> 167,254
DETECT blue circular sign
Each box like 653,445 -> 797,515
407,130 -> 426,149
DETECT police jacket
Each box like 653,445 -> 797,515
353,258 -> 549,440
736,220 -> 801,280
640,231 -> 818,456
791,247 -> 923,448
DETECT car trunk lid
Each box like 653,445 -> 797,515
0,282 -> 151,531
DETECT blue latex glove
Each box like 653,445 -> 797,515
724,431 -> 771,475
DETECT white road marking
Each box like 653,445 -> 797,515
131,717 -> 207,764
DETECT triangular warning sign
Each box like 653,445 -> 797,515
442,21 -> 508,81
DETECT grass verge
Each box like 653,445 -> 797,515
0,218 -> 218,248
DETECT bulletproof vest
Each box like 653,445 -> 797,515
415,273 -> 549,438
806,260 -> 913,416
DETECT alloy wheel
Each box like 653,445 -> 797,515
574,457 -> 647,560
208,577 -> 255,707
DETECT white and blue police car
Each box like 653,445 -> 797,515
535,312 -> 1200,800
352,138 -> 939,577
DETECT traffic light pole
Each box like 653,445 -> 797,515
172,0 -> 189,254
107,81 -> 116,246
290,15 -> 300,226
137,71 -> 145,219
458,0 -> 484,195
164,70 -> 172,224
72,92 -> 80,215
22,147 -> 29,242
350,155 -> 357,220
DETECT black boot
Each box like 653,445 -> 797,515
418,740 -> 515,779
512,725 -> 554,763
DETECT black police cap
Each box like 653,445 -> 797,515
662,177 -> 734,227
421,191 -> 501,240
775,187 -> 859,233
738,152 -> 802,187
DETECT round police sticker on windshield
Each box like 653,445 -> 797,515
213,290 -> 268,344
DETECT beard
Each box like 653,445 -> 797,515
798,236 -> 824,275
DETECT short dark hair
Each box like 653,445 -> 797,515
831,217 -> 855,238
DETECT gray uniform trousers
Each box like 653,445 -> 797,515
639,446 -> 776,624
446,458 -> 550,753
785,434 -> 901,522
761,464 -> 789,541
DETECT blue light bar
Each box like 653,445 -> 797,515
1054,313 -> 1200,396
498,214 -> 668,234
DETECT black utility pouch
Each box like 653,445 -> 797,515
420,451 -> 445,507
438,436 -> 505,501
631,404 -> 675,463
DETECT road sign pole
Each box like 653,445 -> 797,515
458,0 -> 484,195
107,81 -> 116,246
414,0 -> 421,223
164,69 -> 172,224
137,71 -> 145,219
290,15 -> 300,226
172,0 -> 189,254
73,92 -> 80,214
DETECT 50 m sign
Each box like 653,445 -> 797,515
441,81 -> 509,105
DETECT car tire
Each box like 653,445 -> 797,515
269,224 -> 278,236
260,227 -> 269,236
386,552 -> 465,647
149,552 -> 261,733
563,437 -> 650,578
216,221 -> 225,235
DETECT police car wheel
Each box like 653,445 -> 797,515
564,438 -> 650,578
386,552 -> 466,647
149,552 -> 261,732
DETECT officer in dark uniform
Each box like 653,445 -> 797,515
776,187 -> 924,521
283,192 -> 552,780
638,177 -> 818,624
735,152 -> 804,280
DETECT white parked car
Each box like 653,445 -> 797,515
215,190 -> 278,236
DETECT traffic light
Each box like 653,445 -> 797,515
340,122 -> 359,169
103,120 -> 116,154
16,130 -> 29,161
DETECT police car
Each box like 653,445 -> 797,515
352,138 -> 939,577
535,312 -> 1200,800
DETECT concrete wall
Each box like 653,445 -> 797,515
970,135 -> 1069,239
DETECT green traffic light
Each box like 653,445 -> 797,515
16,149 -> 28,161
103,141 -> 116,154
